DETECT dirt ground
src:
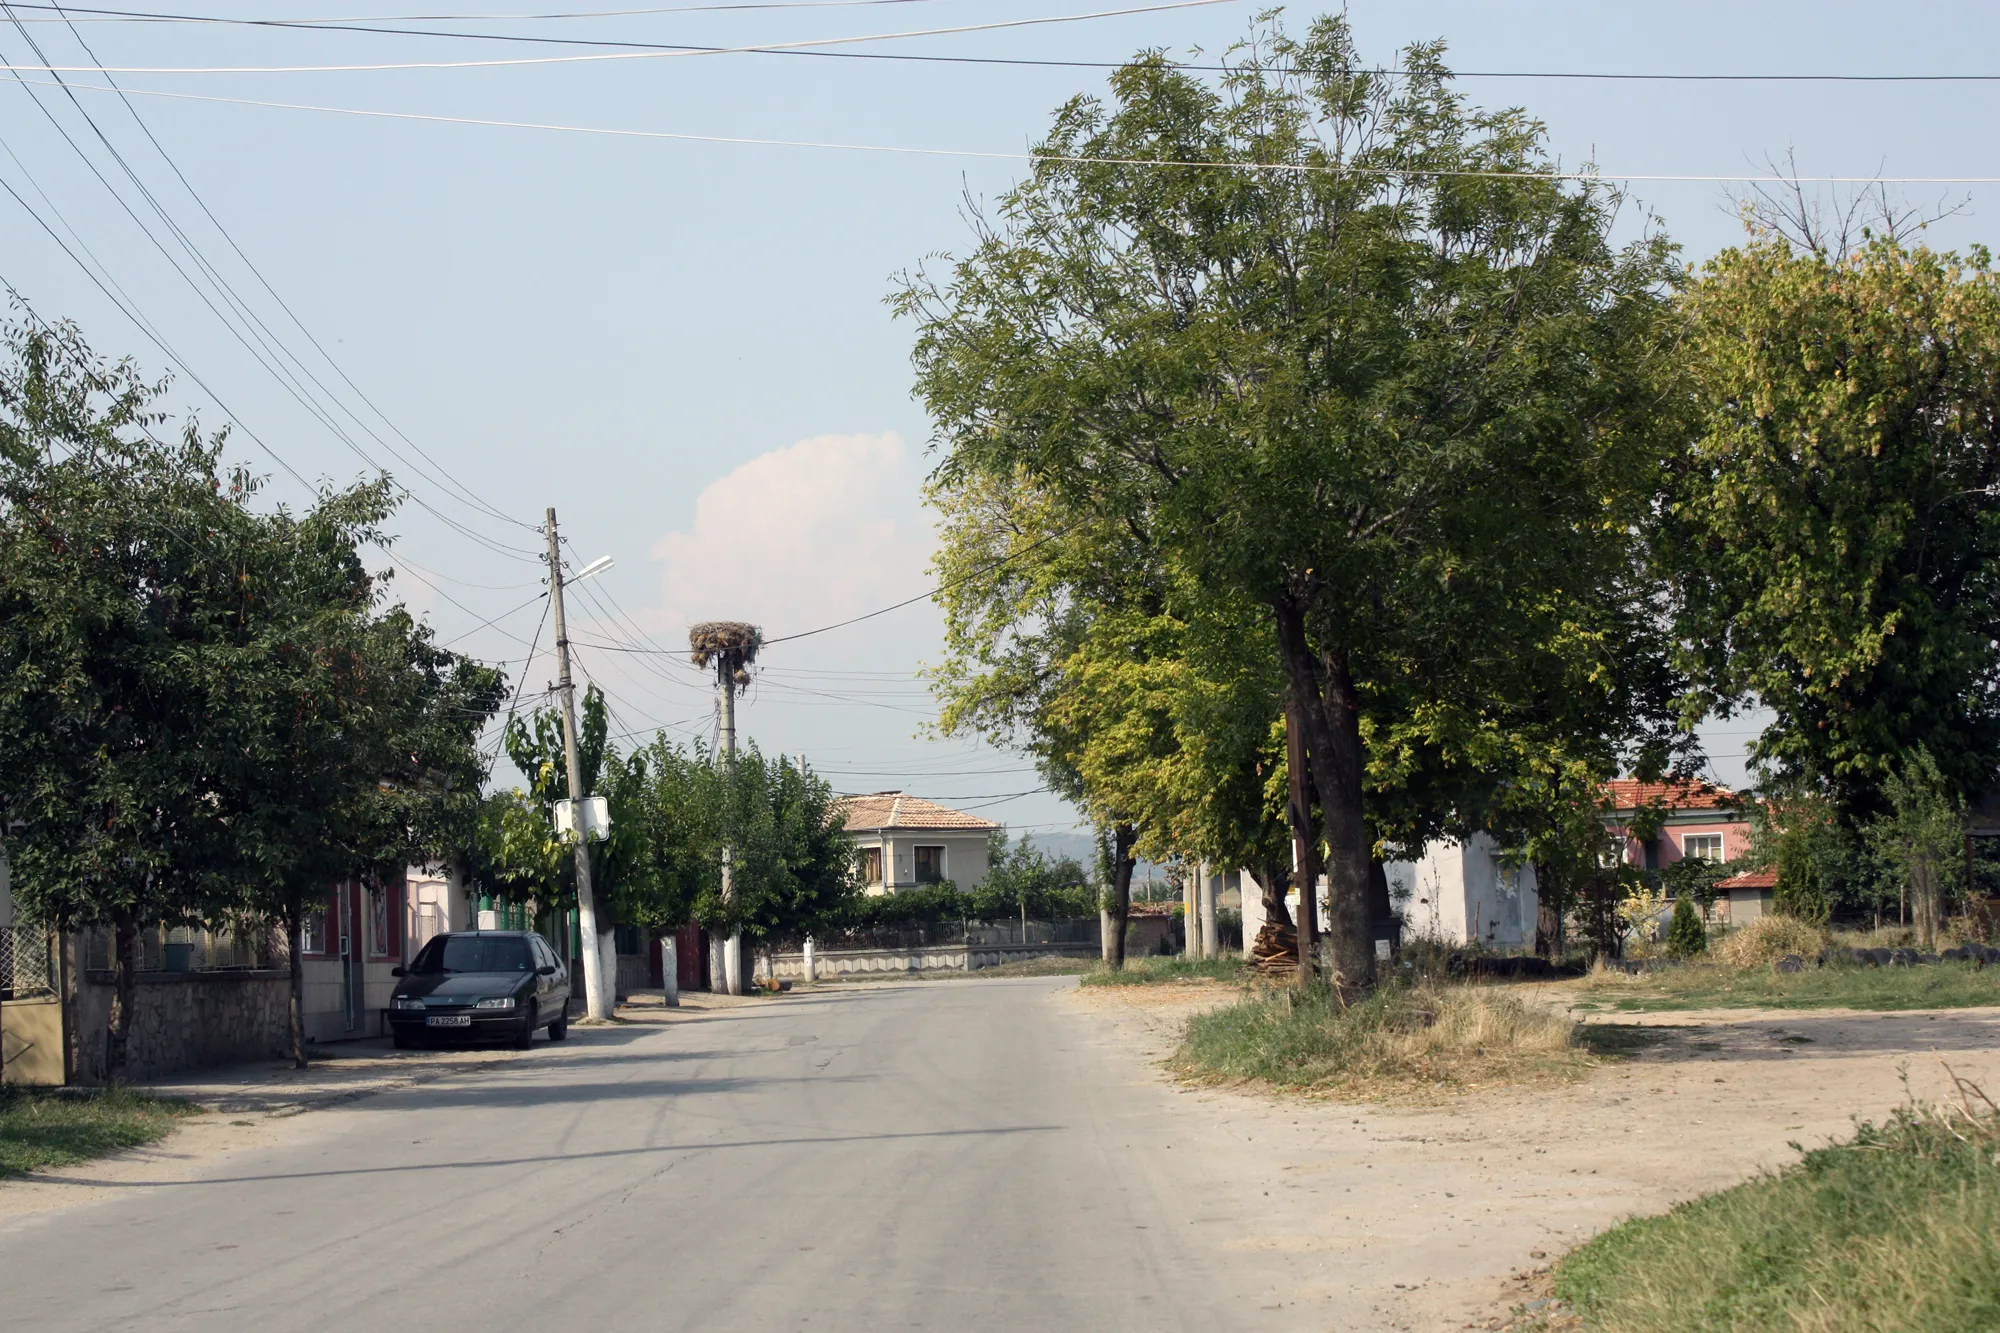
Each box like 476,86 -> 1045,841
1068,979 -> 2000,1331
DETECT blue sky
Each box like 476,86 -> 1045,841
5,1 -> 1998,833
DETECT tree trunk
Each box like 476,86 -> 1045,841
1533,863 -> 1563,959
1272,596 -> 1373,992
287,901 -> 308,1070
106,915 -> 138,1083
1257,860 -> 1295,931
1368,859 -> 1395,958
1282,692 -> 1320,984
1106,823 -> 1136,970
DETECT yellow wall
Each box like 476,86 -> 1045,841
1,997 -> 65,1086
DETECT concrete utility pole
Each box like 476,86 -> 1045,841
545,509 -> 615,1022
690,621 -> 759,997
717,656 -> 741,995
1198,864 -> 1219,962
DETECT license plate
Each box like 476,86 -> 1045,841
426,1015 -> 471,1028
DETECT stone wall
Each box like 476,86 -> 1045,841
759,939 -> 1100,982
72,969 -> 293,1084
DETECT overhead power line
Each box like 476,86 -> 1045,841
0,11 -> 546,564
33,77 -> 2000,186
0,0 -> 1240,72
13,4 -> 2000,82
15,1 -> 946,20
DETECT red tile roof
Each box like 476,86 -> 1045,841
1601,778 -> 1741,814
1717,869 -> 1777,890
840,791 -> 997,833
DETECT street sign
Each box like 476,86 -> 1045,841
553,796 -> 611,843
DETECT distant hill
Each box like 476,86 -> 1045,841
1016,830 -> 1097,867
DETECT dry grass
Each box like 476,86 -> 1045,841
1713,914 -> 1828,967
1174,980 -> 1589,1100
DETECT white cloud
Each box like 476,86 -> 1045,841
646,431 -> 936,644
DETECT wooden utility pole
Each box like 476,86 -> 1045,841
1286,698 -> 1319,983
545,509 -> 614,1022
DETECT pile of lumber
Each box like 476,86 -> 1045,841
1250,921 -> 1298,977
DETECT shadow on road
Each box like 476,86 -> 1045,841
20,1123 -> 1065,1192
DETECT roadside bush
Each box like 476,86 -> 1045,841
1555,1095 -> 2000,1331
1174,980 -> 1582,1096
1715,914 -> 1827,968
1666,896 -> 1707,959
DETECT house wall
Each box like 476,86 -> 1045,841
1609,813 -> 1752,870
854,830 -> 991,894
1398,834 -> 1540,949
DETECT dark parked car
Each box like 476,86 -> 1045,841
387,931 -> 570,1048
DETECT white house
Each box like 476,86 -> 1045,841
1235,833 -> 1540,956
841,792 -> 995,895
1395,833 -> 1540,949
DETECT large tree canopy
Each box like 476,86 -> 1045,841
1669,237 -> 2000,820
901,17 -> 1686,985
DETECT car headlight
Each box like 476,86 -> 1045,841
393,997 -> 424,1010
474,997 -> 516,1010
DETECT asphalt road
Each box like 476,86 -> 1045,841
0,978 -> 1336,1332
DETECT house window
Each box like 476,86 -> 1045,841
862,847 -> 883,885
299,907 -> 327,957
914,846 -> 945,884
1683,834 -> 1725,863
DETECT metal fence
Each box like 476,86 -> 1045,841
80,922 -> 282,973
1,923 -> 55,999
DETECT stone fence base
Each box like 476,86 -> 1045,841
759,940 -> 1101,982
72,969 -> 292,1084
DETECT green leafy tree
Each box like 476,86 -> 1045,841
0,317 -> 248,1077
1863,750 -> 1966,949
1669,238 -> 2000,821
212,488 -> 503,1067
1666,893 -> 1708,959
902,17 -> 1684,988
972,831 -> 1094,921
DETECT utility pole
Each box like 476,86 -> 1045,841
690,621 -> 759,997
1198,863 -> 1219,962
717,654 -> 741,996
545,509 -> 614,1022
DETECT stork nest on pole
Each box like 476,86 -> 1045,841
688,620 -> 762,670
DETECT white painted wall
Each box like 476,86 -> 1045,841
1395,833 -> 1540,949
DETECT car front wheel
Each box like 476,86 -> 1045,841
547,1006 -> 568,1041
513,1001 -> 537,1049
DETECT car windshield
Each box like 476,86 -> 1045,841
410,936 -> 532,975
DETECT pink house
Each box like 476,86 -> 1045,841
1603,779 -> 1774,922
1602,778 -> 1753,871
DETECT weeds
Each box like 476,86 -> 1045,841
1172,979 -> 1586,1098
1574,958 -> 2000,1012
1554,1066 -> 2000,1332
0,1086 -> 198,1177
1078,955 -> 1249,987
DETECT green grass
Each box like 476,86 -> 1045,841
1554,1105 -> 2000,1332
0,1086 -> 200,1177
1172,979 -> 1585,1096
1077,954 -> 1249,987
1572,959 -> 2000,1013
